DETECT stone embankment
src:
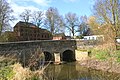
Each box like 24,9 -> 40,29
79,59 -> 120,74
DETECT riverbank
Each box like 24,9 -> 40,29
79,59 -> 120,74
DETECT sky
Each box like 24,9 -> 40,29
8,0 -> 95,27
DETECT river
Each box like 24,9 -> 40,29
43,62 -> 120,80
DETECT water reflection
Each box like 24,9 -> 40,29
43,62 -> 120,80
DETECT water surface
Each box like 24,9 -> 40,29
43,62 -> 120,80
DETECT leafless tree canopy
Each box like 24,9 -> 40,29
93,0 -> 120,36
32,11 -> 43,27
65,12 -> 80,37
0,0 -> 14,35
19,9 -> 31,23
45,7 -> 65,35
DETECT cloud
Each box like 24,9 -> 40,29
8,0 -> 52,16
9,0 -> 52,7
32,0 -> 52,6
8,0 -> 44,27
10,1 -> 40,17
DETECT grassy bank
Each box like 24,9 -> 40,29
78,46 -> 120,74
0,48 -> 49,80
89,49 -> 120,62
0,56 -> 45,80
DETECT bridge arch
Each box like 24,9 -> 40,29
61,50 -> 75,62
44,51 -> 54,62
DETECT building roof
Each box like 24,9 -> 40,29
14,21 -> 38,28
14,21 -> 52,34
53,33 -> 65,37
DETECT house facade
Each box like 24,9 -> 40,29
53,33 -> 66,40
14,21 -> 52,41
83,35 -> 104,41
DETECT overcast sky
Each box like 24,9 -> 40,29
8,0 -> 94,27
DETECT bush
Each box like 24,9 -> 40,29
0,66 -> 15,80
13,63 -> 43,80
0,48 -> 46,80
0,63 -> 43,80
0,31 -> 17,42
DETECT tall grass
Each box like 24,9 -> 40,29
0,48 -> 50,80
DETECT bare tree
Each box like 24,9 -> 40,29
93,0 -> 120,49
0,0 -> 14,35
44,7 -> 64,35
94,0 -> 120,27
32,11 -> 43,27
78,15 -> 91,36
65,12 -> 80,38
55,15 -> 65,34
80,15 -> 88,23
19,9 -> 31,23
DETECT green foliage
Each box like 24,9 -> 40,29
0,66 -> 15,80
0,57 -> 16,80
75,35 -> 83,39
117,45 -> 120,50
30,76 -> 42,80
91,49 -> 110,61
115,50 -> 120,62
0,31 -> 17,42
0,57 -> 16,69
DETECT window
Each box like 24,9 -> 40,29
45,35 -> 46,38
20,28 -> 23,32
42,35 -> 43,38
34,30 -> 36,33
20,33 -> 23,36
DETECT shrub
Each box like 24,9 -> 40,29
0,66 -> 15,80
0,31 -> 17,42
0,48 -> 47,80
13,63 -> 44,80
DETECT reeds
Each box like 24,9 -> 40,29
0,47 -> 50,80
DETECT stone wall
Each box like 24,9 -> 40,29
75,40 -> 101,50
0,40 -> 77,66
75,50 -> 88,61
0,40 -> 100,66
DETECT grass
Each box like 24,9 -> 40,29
13,63 -> 43,80
90,49 -> 110,61
0,66 -> 15,80
115,50 -> 120,63
89,48 -> 120,63
90,48 -> 110,60
0,62 -> 45,80
0,48 -> 49,80
0,57 -> 46,80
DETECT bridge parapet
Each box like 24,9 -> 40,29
0,40 -> 77,66
0,40 -> 99,66
75,40 -> 100,50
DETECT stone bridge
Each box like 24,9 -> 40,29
0,40 -> 77,66
0,39 -> 99,67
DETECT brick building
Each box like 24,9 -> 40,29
53,33 -> 66,40
14,21 -> 52,41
